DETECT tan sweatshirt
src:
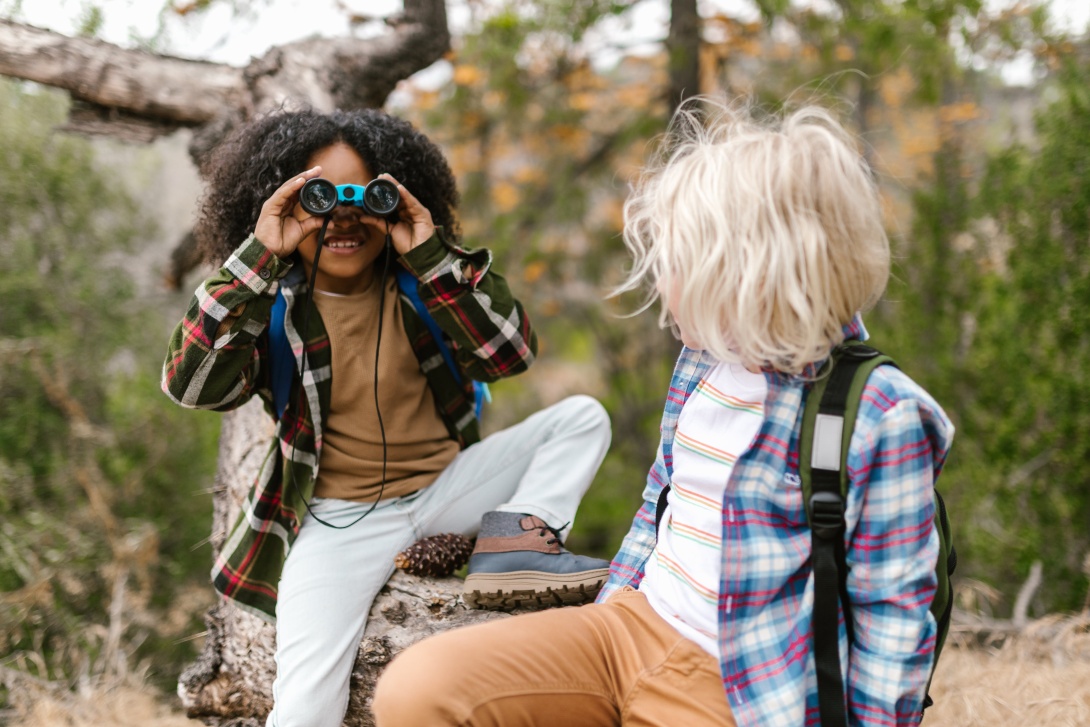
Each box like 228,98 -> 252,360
311,276 -> 460,502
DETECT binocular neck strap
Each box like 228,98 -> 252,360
288,217 -> 399,531
307,216 -> 331,295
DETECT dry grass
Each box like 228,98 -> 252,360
8,684 -> 203,727
927,646 -> 1090,726
927,611 -> 1090,727
6,614 -> 1089,727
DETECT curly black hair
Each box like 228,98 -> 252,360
195,108 -> 460,264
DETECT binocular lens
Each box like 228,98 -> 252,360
299,178 -> 338,216
364,179 -> 400,216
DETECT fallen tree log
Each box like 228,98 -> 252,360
178,571 -> 508,726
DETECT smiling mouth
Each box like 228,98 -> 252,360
324,237 -> 364,250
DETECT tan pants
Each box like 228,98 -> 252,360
372,589 -> 736,727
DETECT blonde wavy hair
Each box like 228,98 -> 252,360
616,99 -> 890,375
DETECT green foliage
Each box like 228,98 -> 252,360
77,3 -> 105,37
408,3 -> 1087,601
870,59 -> 1090,613
747,0 -> 1054,113
0,0 -> 24,18
407,1 -> 679,559
0,78 -> 220,700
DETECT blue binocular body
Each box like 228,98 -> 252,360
299,177 -> 400,218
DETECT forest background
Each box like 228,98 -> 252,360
1,0 -> 1089,724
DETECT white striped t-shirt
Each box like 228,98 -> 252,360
640,360 -> 767,656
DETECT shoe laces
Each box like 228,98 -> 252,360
537,520 -> 570,546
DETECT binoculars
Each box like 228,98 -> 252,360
299,177 -> 400,218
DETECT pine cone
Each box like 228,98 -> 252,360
394,533 -> 475,578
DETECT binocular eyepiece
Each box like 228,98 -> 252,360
299,177 -> 401,218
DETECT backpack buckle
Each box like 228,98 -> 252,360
810,492 -> 844,540
839,343 -> 880,360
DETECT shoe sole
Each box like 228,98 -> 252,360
463,568 -> 609,611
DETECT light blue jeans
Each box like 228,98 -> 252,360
266,395 -> 611,727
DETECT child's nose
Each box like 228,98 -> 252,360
329,205 -> 363,223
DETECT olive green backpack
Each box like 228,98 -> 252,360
801,341 -> 955,726
651,341 -> 955,725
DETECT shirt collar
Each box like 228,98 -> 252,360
680,313 -> 870,383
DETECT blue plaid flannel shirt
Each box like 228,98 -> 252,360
599,318 -> 954,727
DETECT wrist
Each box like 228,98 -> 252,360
228,234 -> 293,292
409,225 -> 436,252
253,233 -> 291,261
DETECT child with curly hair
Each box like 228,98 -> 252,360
372,100 -> 954,727
162,108 -> 612,727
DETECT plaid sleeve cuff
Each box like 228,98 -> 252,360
399,227 -> 493,288
225,234 -> 294,295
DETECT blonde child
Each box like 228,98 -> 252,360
372,101 -> 954,727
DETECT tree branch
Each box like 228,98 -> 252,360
666,0 -> 701,116
329,0 -> 451,109
1013,560 -> 1044,628
0,0 -> 451,147
0,19 -> 246,129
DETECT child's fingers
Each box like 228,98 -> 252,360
379,174 -> 434,235
379,173 -> 421,213
300,215 -> 325,237
267,166 -> 322,215
371,174 -> 434,254
276,211 -> 326,256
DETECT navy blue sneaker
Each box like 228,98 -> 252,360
463,512 -> 610,611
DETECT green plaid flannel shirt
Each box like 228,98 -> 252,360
162,230 -> 536,621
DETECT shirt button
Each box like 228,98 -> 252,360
259,268 -> 272,280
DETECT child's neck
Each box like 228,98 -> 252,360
304,261 -> 377,296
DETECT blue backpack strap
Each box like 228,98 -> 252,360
268,287 -> 294,421
394,268 -> 488,418
473,379 -> 491,419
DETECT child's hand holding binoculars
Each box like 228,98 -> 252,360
255,167 -> 435,260
254,165 -> 326,260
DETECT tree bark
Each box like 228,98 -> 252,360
0,19 -> 247,130
0,0 -> 450,158
667,0 -> 701,116
178,399 -> 509,726
178,572 -> 507,726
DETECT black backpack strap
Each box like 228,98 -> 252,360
922,488 -> 957,716
802,343 -> 893,727
654,483 -> 671,534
